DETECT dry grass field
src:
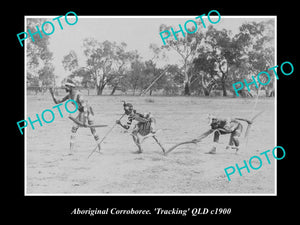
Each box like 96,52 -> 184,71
25,94 -> 275,195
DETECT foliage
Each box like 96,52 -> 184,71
26,18 -> 55,87
159,23 -> 205,95
57,19 -> 275,97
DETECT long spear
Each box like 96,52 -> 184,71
243,110 -> 264,138
140,65 -> 170,96
165,129 -> 214,154
87,114 -> 125,159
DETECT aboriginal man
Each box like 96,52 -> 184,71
49,79 -> 101,154
116,101 -> 165,154
192,114 -> 252,154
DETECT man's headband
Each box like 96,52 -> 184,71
65,82 -> 75,87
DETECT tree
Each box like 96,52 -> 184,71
134,43 -> 168,95
203,26 -> 243,96
235,20 -> 275,96
62,50 -> 79,72
82,38 -> 116,95
61,40 -> 144,95
61,50 -> 92,90
26,18 -> 54,87
159,24 -> 204,95
192,53 -> 218,96
126,58 -> 146,95
142,60 -> 162,95
81,38 -> 140,95
161,64 -> 183,95
108,44 -> 138,95
38,63 -> 55,86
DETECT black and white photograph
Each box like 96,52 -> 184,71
23,15 -> 277,195
12,1 -> 300,220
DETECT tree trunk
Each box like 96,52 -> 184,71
265,89 -> 269,97
183,81 -> 191,96
221,80 -> 227,96
110,85 -> 117,95
218,64 -> 228,97
96,87 -> 102,95
204,89 -> 210,96
182,61 -> 191,96
96,84 -> 105,95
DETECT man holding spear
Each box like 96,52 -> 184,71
166,112 -> 262,154
192,114 -> 252,154
116,101 -> 166,154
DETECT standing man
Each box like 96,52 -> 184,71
49,79 -> 101,154
116,101 -> 165,154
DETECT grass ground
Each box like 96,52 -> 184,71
25,94 -> 275,195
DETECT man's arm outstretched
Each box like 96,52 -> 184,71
192,129 -> 215,143
49,87 -> 68,104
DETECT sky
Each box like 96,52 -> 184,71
34,15 -> 275,84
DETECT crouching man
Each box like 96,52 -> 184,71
192,114 -> 252,154
116,101 -> 165,154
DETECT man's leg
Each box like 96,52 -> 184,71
131,126 -> 143,153
226,133 -> 234,150
227,124 -> 242,152
88,113 -> 101,151
70,125 -> 79,154
208,130 -> 221,154
70,127 -> 78,154
232,132 -> 241,152
69,112 -> 84,154
149,117 -> 156,133
152,136 -> 166,154
90,127 -> 101,151
131,134 -> 142,153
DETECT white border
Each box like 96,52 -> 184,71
24,15 -> 277,196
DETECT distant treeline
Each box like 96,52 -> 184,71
26,18 -> 275,97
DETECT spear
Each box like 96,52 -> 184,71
243,110 -> 264,138
87,114 -> 125,159
140,65 -> 170,96
165,129 -> 214,154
